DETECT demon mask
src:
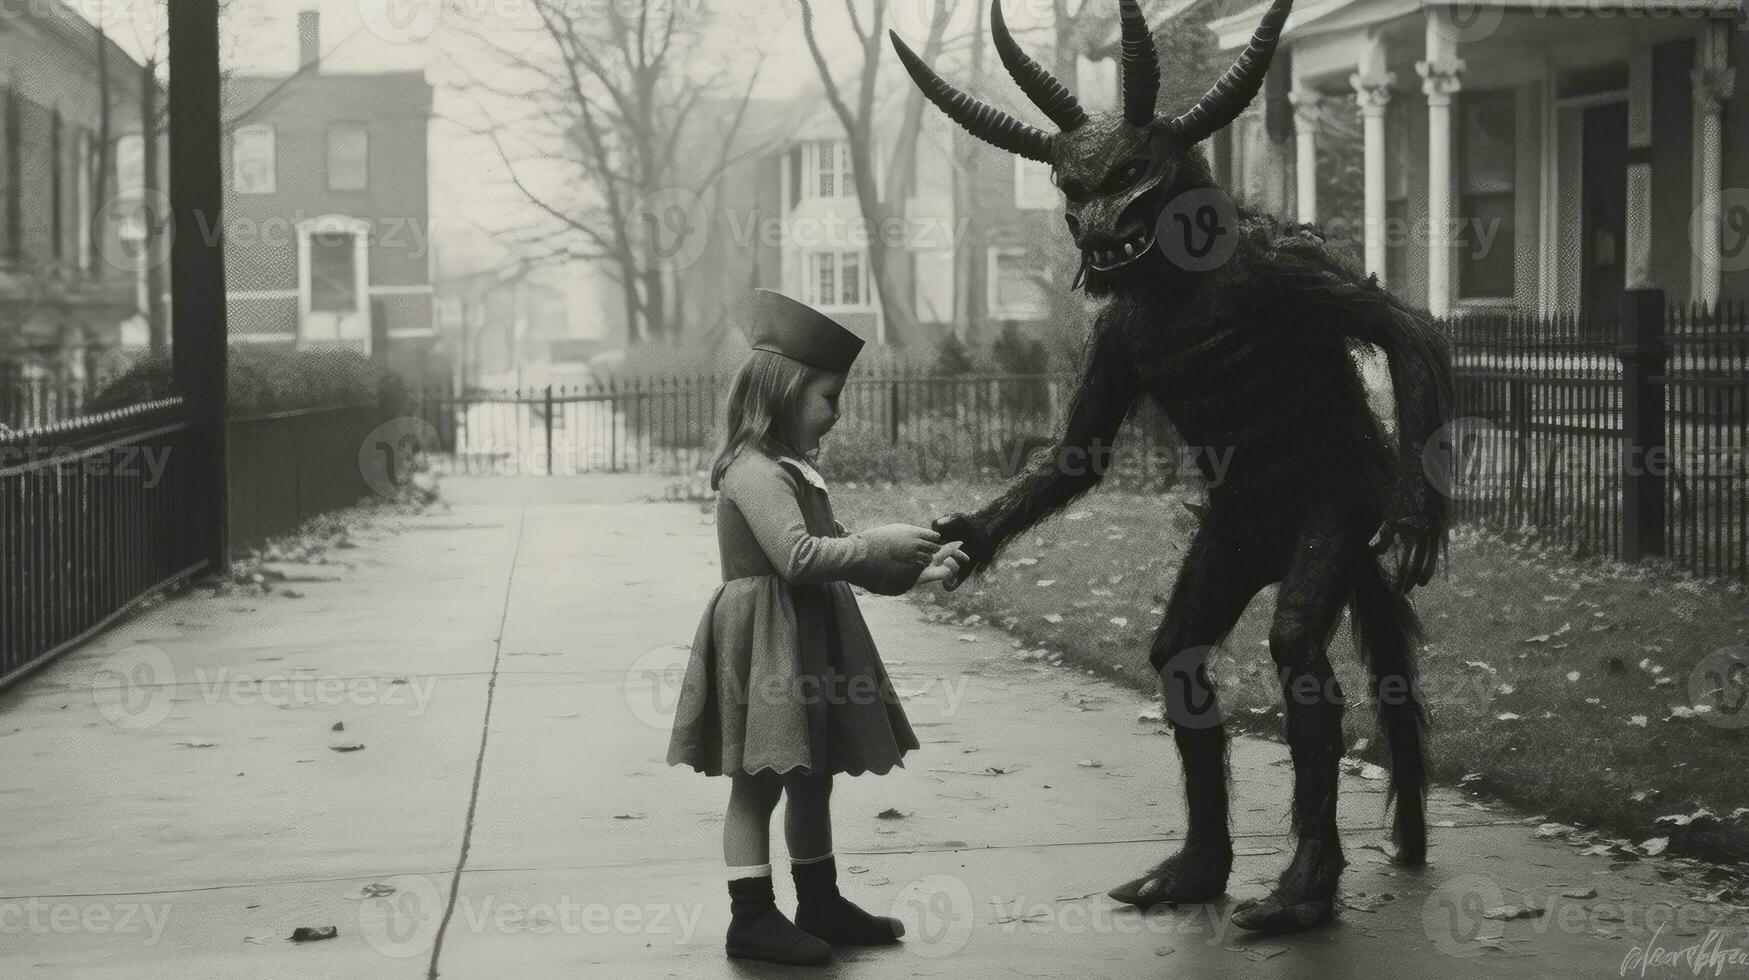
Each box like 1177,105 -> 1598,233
892,0 -> 1294,284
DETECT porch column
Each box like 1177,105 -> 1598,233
1289,88 -> 1322,224
1417,16 -> 1465,317
1690,19 -> 1735,308
1626,44 -> 1654,290
1351,70 -> 1396,283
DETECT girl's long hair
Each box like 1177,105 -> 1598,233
710,350 -> 820,490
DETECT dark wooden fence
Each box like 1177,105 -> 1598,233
227,404 -> 384,555
0,400 -> 205,686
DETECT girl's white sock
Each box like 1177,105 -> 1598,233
727,863 -> 772,881
790,851 -> 834,866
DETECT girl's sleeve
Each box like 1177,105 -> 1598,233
724,459 -> 918,592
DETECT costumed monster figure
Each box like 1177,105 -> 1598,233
892,0 -> 1455,934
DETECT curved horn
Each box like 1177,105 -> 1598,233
1170,0 -> 1295,144
889,30 -> 1055,163
1118,0 -> 1160,126
991,0 -> 1087,132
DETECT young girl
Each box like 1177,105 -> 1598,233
667,289 -> 965,966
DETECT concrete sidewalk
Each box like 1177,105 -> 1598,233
2,474 -> 1743,979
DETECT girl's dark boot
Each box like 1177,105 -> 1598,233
792,856 -> 905,945
726,874 -> 831,965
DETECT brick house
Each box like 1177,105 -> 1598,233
0,0 -> 153,382
221,11 -> 436,379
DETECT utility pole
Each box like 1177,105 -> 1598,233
168,0 -> 230,571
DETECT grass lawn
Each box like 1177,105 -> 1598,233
834,479 -> 1749,864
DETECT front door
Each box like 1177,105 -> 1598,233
1581,102 -> 1628,331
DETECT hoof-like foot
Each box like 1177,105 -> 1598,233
1230,836 -> 1343,934
1107,846 -> 1232,908
1229,892 -> 1335,933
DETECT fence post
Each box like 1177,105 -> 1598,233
1618,287 -> 1668,561
887,378 -> 900,446
544,384 -> 555,476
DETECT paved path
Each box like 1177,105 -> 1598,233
2,475 -> 1744,979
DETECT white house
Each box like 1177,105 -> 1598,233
1214,0 -> 1745,324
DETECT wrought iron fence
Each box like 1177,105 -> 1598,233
413,373 -> 1186,491
0,372 -> 90,432
417,294 -> 1744,581
1443,299 -> 1747,581
0,399 -> 205,686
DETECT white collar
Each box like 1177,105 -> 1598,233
775,455 -> 829,493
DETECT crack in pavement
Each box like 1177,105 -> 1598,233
426,505 -> 526,980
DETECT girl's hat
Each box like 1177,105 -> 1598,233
736,289 -> 864,372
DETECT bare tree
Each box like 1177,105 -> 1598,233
452,2 -> 765,344
104,0 -> 264,350
793,0 -> 961,349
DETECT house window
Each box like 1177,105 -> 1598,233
309,231 -> 358,312
1014,157 -> 1056,210
987,246 -> 1044,319
802,140 -> 853,200
1458,90 -> 1515,300
805,250 -> 867,308
328,122 -> 369,191
232,125 -> 276,194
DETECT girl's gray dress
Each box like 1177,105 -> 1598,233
667,451 -> 920,777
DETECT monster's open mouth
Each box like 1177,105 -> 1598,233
1084,227 -> 1156,272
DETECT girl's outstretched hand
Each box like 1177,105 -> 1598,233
916,541 -> 969,587
862,523 -> 942,566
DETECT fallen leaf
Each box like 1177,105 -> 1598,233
290,926 -> 338,942
1482,905 -> 1544,921
876,808 -> 909,820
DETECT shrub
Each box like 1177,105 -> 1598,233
87,346 -> 409,417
